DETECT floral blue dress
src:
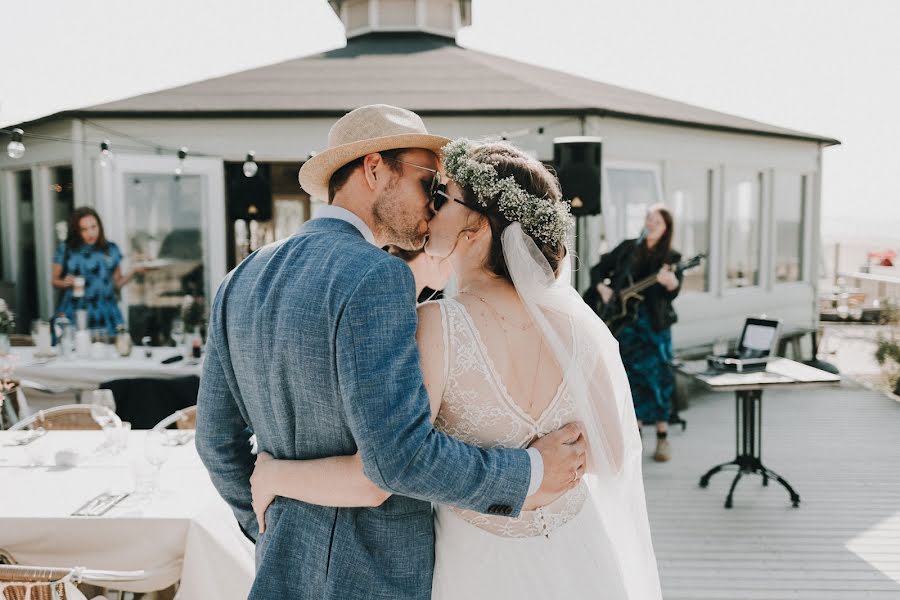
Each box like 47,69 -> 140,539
54,242 -> 125,335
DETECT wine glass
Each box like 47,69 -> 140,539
144,429 -> 172,494
89,389 -> 117,429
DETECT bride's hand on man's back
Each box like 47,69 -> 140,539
251,451 -> 277,533
523,422 -> 588,511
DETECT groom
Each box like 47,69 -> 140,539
196,104 -> 587,599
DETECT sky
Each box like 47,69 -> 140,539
2,0 -> 898,241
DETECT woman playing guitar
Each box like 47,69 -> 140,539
585,204 -> 682,462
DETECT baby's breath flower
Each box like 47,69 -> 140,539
442,139 -> 573,246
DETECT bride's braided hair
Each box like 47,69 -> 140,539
458,142 -> 568,283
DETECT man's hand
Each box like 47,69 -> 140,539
524,422 -> 587,510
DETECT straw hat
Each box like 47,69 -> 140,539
298,104 -> 450,200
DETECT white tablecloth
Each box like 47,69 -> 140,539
8,347 -> 202,390
0,430 -> 254,598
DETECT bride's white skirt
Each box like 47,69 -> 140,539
432,503 -> 628,600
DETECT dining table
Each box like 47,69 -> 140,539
7,346 -> 202,392
0,429 -> 254,598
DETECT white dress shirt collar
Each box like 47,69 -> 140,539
314,205 -> 377,246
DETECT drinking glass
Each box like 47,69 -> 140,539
144,429 -> 172,493
171,319 -> 185,348
89,389 -> 117,429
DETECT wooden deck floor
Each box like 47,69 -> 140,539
642,380 -> 900,599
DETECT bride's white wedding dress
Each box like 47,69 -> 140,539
425,223 -> 661,600
430,298 -> 626,599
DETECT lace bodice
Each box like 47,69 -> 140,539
432,298 -> 587,538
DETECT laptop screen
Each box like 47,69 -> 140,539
738,318 -> 780,359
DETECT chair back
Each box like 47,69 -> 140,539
152,406 -> 197,431
175,406 -> 197,430
0,564 -> 146,600
9,405 -> 121,432
0,565 -> 75,600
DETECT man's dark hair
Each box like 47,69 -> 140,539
327,148 -> 410,203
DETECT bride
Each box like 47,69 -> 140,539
250,139 -> 661,599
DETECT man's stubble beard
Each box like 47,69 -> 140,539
372,176 -> 426,251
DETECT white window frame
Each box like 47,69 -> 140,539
601,159 -> 664,249
721,166 -> 765,295
662,159 -> 717,297
769,168 -> 811,290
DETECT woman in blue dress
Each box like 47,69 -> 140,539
51,207 -> 144,336
588,204 -> 682,462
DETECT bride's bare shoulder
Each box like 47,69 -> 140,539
415,300 -> 444,340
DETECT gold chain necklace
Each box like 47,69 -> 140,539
458,291 -> 544,416
458,291 -> 534,331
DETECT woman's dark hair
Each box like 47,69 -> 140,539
384,245 -> 423,262
66,207 -> 109,250
633,203 -> 674,271
459,142 -> 567,283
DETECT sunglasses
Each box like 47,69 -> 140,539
382,155 -> 477,213
382,156 -> 444,202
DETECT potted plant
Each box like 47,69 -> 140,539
0,299 -> 14,355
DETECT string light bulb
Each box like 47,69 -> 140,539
174,147 -> 188,179
242,151 -> 258,177
99,140 -> 113,167
536,126 -> 546,143
6,128 -> 25,159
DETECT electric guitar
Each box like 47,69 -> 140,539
586,253 -> 705,335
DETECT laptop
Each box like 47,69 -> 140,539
707,317 -> 782,373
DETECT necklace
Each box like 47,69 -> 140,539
458,290 -> 534,331
458,290 -> 545,417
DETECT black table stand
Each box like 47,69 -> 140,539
698,389 -> 800,509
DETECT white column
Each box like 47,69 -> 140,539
32,165 -> 55,319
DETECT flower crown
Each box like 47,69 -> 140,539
441,139 -> 574,246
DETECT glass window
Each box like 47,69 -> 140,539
607,167 -> 661,240
668,165 -> 712,293
774,173 -> 805,283
724,171 -> 762,289
49,166 -> 75,250
15,171 -> 38,332
122,174 -> 206,343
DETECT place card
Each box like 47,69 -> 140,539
72,492 -> 130,517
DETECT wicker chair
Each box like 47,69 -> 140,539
175,406 -> 196,430
8,335 -> 33,347
9,405 -> 121,432
0,565 -> 72,600
152,406 -> 197,431
0,564 -> 147,600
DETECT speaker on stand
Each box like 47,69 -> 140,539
554,137 -> 603,290
553,136 -> 603,216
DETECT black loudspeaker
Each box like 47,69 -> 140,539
553,137 -> 603,216
226,162 -> 273,221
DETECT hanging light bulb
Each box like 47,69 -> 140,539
99,140 -> 113,167
174,147 -> 188,179
242,151 -> 258,177
6,128 -> 25,159
536,126 -> 546,143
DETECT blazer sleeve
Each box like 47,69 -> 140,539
195,275 -> 258,542
336,256 -> 532,517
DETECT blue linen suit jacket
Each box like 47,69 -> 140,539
196,217 -> 532,599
